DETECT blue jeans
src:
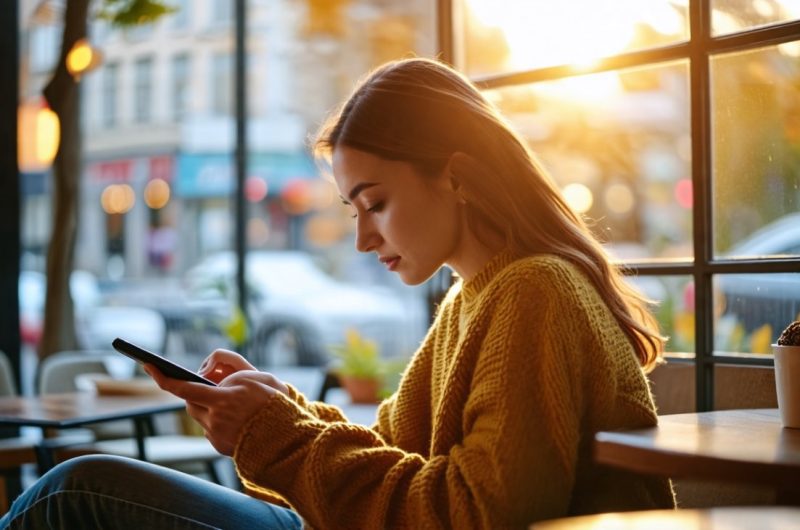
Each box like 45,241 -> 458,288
0,455 -> 303,529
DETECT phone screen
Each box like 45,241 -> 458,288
112,337 -> 216,386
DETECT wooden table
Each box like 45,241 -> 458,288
531,507 -> 800,530
0,392 -> 184,471
594,408 -> 800,504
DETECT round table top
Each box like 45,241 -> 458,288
531,507 -> 800,530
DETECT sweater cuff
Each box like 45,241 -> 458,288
233,391 -> 325,494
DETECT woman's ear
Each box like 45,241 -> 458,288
446,152 -> 471,204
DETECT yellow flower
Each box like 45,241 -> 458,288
749,323 -> 773,355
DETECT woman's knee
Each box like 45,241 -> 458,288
44,454 -> 143,491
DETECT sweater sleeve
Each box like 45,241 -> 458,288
233,272 -> 587,529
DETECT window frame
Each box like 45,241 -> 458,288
440,0 -> 800,411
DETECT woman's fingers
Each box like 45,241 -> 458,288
221,370 -> 290,396
198,349 -> 256,383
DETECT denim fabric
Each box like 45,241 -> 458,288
0,455 -> 302,529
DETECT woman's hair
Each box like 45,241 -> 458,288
314,57 -> 664,370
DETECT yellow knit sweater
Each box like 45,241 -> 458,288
234,251 -> 675,529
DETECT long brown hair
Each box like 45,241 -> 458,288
314,58 -> 664,370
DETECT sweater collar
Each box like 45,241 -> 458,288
460,248 -> 517,303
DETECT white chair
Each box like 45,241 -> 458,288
37,350 -> 228,485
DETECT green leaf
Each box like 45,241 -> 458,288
97,0 -> 178,28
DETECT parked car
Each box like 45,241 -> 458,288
183,251 -> 427,366
19,269 -> 103,347
716,212 -> 800,348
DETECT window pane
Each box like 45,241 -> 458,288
459,0 -> 689,76
134,57 -> 153,123
18,0 -> 436,386
485,61 -> 692,259
712,0 -> 800,36
624,275 -> 695,355
712,42 -> 800,257
714,273 -> 800,355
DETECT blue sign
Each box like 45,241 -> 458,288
175,152 -> 317,198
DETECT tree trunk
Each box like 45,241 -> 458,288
39,0 -> 90,360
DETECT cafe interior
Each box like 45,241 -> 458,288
2,0 -> 800,528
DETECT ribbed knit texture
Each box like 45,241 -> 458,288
234,251 -> 675,529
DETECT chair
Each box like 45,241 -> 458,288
37,350 -> 229,485
0,350 -> 37,512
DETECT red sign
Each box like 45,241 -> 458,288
89,159 -> 134,183
149,155 -> 174,182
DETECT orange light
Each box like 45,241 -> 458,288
18,98 -> 60,172
144,178 -> 171,209
101,184 -> 136,214
66,38 -> 102,80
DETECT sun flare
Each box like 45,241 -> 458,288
465,0 -> 685,71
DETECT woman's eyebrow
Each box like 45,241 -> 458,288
342,182 -> 379,204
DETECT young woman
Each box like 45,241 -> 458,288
1,58 -> 674,529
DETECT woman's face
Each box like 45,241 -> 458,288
332,146 -> 465,285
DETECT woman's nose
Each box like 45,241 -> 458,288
355,216 -> 381,253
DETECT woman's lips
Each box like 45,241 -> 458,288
381,256 -> 400,271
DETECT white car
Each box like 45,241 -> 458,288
184,251 -> 428,366
19,270 -> 103,347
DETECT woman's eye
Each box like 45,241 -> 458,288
366,202 -> 384,214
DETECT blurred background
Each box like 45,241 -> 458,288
12,0 -> 800,397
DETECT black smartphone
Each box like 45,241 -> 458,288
112,337 -> 216,386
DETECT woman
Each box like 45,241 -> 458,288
1,58 -> 674,529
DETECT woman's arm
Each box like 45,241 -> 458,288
233,274 -> 589,529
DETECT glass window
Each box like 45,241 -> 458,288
29,24 -> 59,73
485,62 -> 692,259
211,0 -> 233,26
714,273 -> 800,356
458,0 -> 689,76
451,0 -> 800,408
18,0 -> 437,382
134,57 -> 153,123
102,62 -> 119,129
712,0 -> 800,36
211,53 -> 232,116
171,0 -> 190,30
711,41 -> 800,257
172,54 -> 190,121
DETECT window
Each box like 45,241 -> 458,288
172,54 -> 190,121
134,57 -> 153,123
211,52 -> 232,115
448,0 -> 800,410
171,0 -> 190,30
102,62 -> 119,129
210,0 -> 232,27
29,24 -> 59,73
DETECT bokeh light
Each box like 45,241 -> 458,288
101,184 -> 136,214
562,183 -> 594,213
245,176 -> 268,203
144,178 -> 171,209
604,183 -> 635,215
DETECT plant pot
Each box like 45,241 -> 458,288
338,375 -> 381,404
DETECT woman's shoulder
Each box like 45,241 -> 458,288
494,253 -> 589,291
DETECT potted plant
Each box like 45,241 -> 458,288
330,329 -> 385,404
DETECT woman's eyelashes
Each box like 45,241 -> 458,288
349,201 -> 385,219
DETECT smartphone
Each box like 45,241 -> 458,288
112,337 -> 216,386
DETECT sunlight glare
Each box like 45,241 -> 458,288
465,0 -> 684,70
562,183 -> 594,213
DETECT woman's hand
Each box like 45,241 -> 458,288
197,349 -> 257,384
144,365 -> 290,456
